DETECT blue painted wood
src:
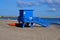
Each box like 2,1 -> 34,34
33,17 -> 50,28
18,10 -> 50,28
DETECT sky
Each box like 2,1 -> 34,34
0,0 -> 19,16
0,0 -> 60,18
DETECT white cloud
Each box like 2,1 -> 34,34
46,0 -> 53,3
16,0 -> 60,7
47,0 -> 60,4
39,0 -> 45,3
54,0 -> 60,4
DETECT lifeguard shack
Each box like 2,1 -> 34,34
17,9 -> 50,28
18,10 -> 33,28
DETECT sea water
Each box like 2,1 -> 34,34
41,18 -> 60,24
0,18 -> 60,24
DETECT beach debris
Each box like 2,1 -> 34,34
9,22 -> 16,26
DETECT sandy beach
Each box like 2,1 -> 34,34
0,20 -> 60,40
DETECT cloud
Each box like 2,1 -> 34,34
46,0 -> 60,4
16,0 -> 39,7
16,0 -> 60,7
54,0 -> 60,4
39,0 -> 60,4
46,0 -> 53,3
